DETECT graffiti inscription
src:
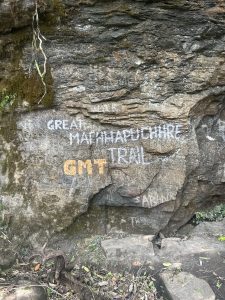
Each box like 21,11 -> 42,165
47,118 -> 184,176
69,124 -> 183,146
134,190 -> 173,208
64,159 -> 107,176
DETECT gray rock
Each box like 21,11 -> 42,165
190,219 -> 225,239
160,271 -> 215,300
0,284 -> 47,300
159,236 -> 225,262
101,235 -> 155,267
159,219 -> 225,263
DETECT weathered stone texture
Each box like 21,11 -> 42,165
101,235 -> 155,267
0,0 -> 225,264
160,271 -> 216,300
0,0 -> 36,33
0,283 -> 48,300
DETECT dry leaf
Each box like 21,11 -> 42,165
132,261 -> 141,267
34,263 -> 41,271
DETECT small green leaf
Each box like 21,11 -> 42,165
163,262 -> 172,267
35,60 -> 44,78
216,280 -> 222,289
82,266 -> 90,273
218,236 -> 225,242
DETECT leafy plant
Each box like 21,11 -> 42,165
162,262 -> 172,268
47,287 -> 54,297
216,280 -> 222,289
0,201 -> 4,212
194,204 -> 225,225
0,91 -> 16,110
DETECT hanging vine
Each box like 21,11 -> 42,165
30,0 -> 48,104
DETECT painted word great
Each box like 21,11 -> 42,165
47,119 -> 83,130
64,159 -> 107,176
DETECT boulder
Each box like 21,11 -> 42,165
160,271 -> 215,300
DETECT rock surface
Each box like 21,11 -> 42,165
0,0 -> 225,265
159,235 -> 225,261
160,271 -> 216,300
156,219 -> 225,300
101,235 -> 155,268
0,0 -> 36,33
96,221 -> 225,298
0,283 -> 47,300
191,218 -> 225,238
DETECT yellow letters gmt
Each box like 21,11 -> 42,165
64,159 -> 107,176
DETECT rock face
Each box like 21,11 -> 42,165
0,0 -> 36,33
0,0 -> 225,263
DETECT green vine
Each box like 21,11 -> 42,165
0,90 -> 16,111
29,0 -> 48,104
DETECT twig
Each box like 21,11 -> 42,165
0,231 -> 12,244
